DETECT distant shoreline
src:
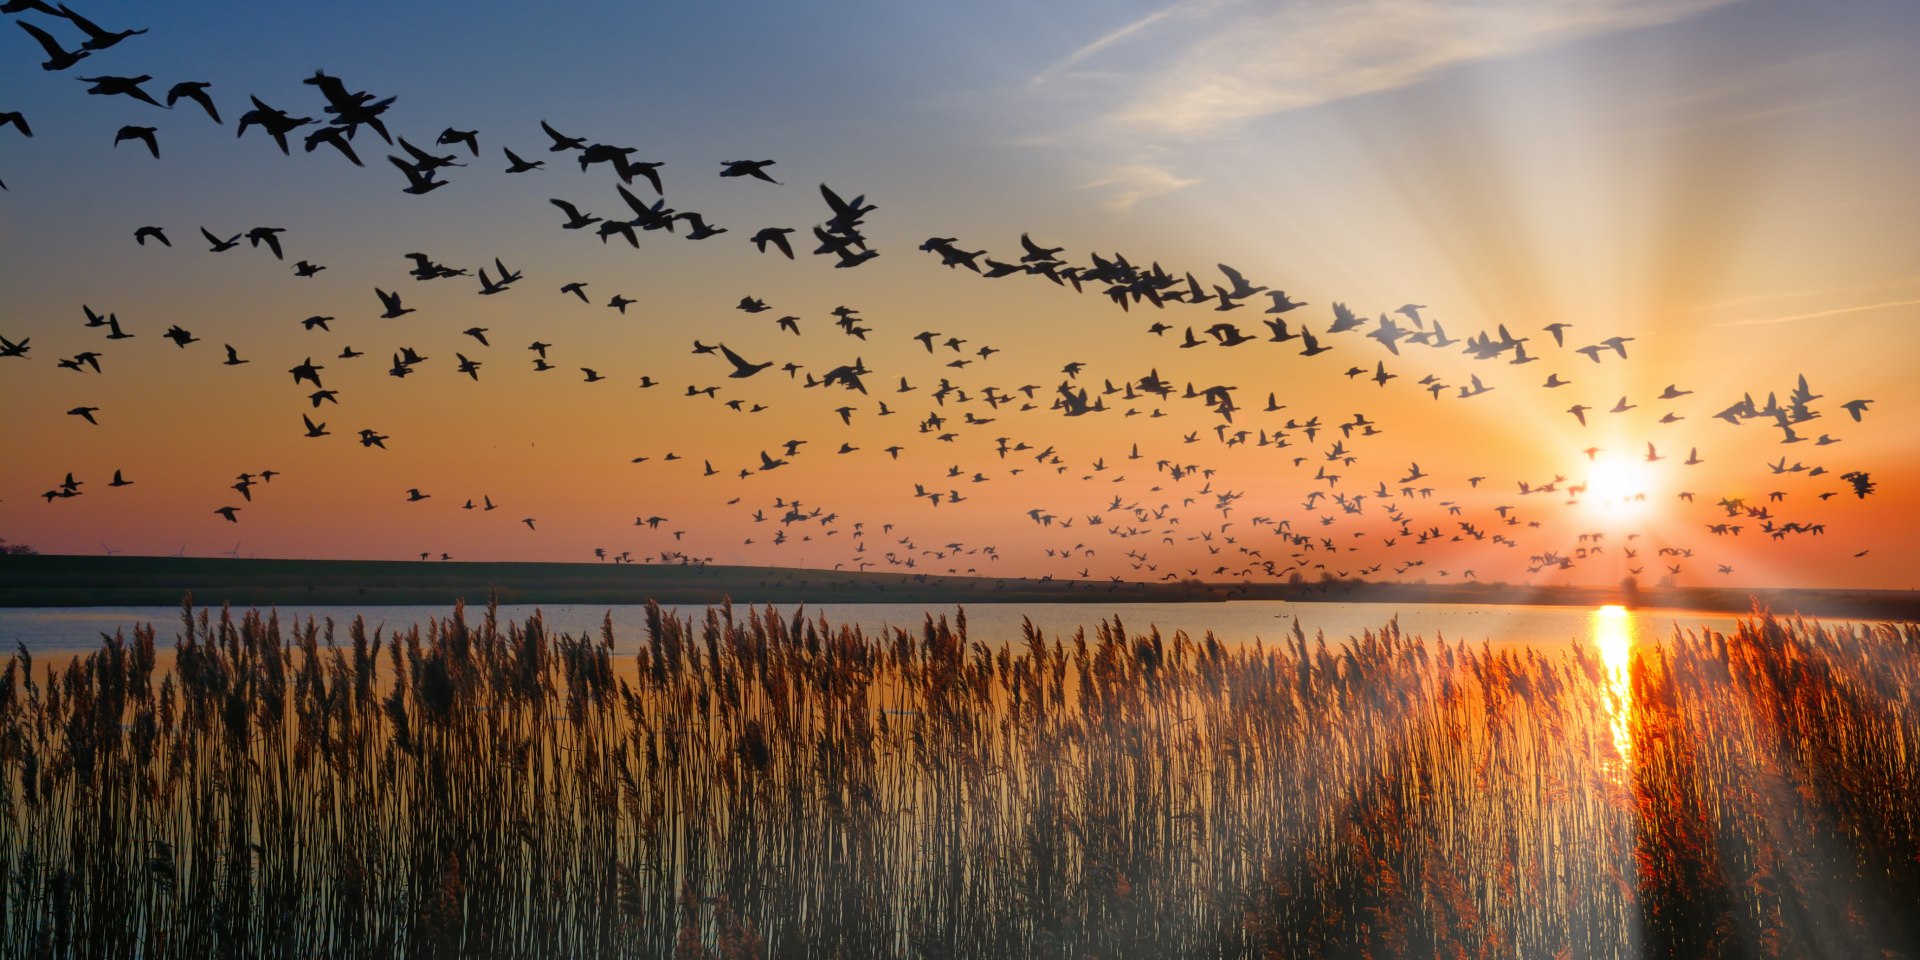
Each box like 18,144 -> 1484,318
4,554 -> 1916,619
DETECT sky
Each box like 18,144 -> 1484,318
2,0 -> 1917,590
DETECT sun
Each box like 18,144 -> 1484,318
1582,455 -> 1656,517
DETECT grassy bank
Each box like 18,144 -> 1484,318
1,600 -> 1916,957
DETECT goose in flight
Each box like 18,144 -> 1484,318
720,159 -> 780,183
68,405 -> 100,425
436,127 -> 479,155
246,226 -> 286,259
113,125 -> 158,158
1264,291 -> 1306,314
405,488 -> 431,502
1298,328 -> 1330,357
215,506 -> 240,523
165,81 -> 219,122
677,211 -> 725,239
387,155 -> 448,194
750,227 -> 795,258
200,227 -> 241,252
236,96 -> 314,154
303,72 -> 395,141
720,344 -> 772,378
398,136 -> 464,171
16,20 -> 89,71
304,126 -> 363,165
376,288 -> 413,318
540,120 -> 585,151
56,4 -> 147,50
502,146 -> 542,173
1216,263 -> 1265,300
289,357 -> 324,387
550,198 -> 599,229
134,225 -> 169,246
1019,233 -> 1064,262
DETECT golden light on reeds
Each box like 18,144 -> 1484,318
4,600 -> 1917,957
1592,604 -> 1634,762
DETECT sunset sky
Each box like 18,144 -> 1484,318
2,0 -> 1916,588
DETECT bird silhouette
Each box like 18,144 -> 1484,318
387,155 -> 448,193
56,4 -> 147,50
720,344 -> 772,378
165,81 -> 219,122
236,96 -> 314,154
18,21 -> 90,70
720,159 -> 780,183
113,125 -> 159,158
502,146 -> 543,173
376,288 -> 413,318
246,226 -> 286,259
199,227 -> 241,252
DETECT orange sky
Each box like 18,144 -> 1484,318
2,0 -> 1917,589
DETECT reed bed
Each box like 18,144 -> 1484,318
1,599 -> 1915,958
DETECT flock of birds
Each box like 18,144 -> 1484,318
0,2 -> 1886,589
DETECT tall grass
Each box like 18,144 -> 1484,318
0,599 -> 1914,958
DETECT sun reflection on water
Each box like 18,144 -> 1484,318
1592,605 -> 1634,764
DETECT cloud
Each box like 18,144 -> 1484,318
1084,162 -> 1203,210
1040,0 -> 1746,137
1716,297 -> 1920,328
1030,2 -> 1195,88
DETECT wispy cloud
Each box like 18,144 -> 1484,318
1716,297 -> 1920,328
1084,163 -> 1203,211
1037,0 -> 1745,207
1030,1 -> 1198,88
1042,0 -> 1745,137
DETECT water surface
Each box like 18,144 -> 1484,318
0,600 -> 1758,656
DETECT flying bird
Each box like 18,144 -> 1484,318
112,125 -> 158,158
56,4 -> 148,50
720,159 -> 780,183
18,21 -> 90,70
165,81 -> 220,122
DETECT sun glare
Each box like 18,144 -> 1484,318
1582,456 -> 1654,518
1592,604 -> 1634,764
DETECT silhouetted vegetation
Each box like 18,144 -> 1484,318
1,599 -> 1914,957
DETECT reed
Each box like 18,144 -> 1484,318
1,598 -> 1913,958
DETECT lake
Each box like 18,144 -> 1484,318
0,599 -> 1763,657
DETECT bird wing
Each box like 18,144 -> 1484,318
16,20 -> 72,59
